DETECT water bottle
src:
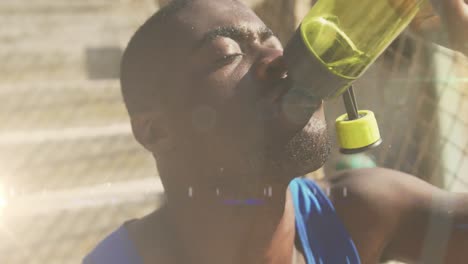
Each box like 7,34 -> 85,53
284,0 -> 426,153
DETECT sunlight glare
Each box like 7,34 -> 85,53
0,183 -> 7,213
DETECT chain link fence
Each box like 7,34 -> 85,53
324,33 -> 468,192
0,0 -> 466,264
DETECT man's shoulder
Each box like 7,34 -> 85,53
323,167 -> 418,199
322,167 -> 417,210
125,206 -> 179,263
83,206 -> 177,264
320,168 -> 414,262
83,223 -> 142,264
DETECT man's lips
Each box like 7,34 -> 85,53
258,76 -> 323,131
280,92 -> 323,123
259,74 -> 291,103
272,76 -> 293,103
264,75 -> 323,113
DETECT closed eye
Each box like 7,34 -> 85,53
216,53 -> 245,66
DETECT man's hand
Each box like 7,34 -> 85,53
410,0 -> 468,55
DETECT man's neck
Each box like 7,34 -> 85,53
151,149 -> 304,264
164,184 -> 297,264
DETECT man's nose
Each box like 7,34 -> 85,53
255,50 -> 288,82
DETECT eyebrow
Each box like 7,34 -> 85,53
197,25 -> 275,49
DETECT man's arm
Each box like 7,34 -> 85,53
378,170 -> 468,263
326,168 -> 468,263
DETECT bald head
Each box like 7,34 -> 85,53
120,0 -> 191,116
120,0 -> 329,180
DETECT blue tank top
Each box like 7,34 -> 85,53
289,178 -> 361,264
83,178 -> 361,264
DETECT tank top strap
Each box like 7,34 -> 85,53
289,177 -> 361,264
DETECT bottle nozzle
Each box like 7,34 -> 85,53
336,86 -> 382,154
343,86 -> 359,120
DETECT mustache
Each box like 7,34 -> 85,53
280,86 -> 323,125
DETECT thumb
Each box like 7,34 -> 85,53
428,0 -> 468,54
428,0 -> 468,16
409,0 -> 468,55
410,2 -> 441,33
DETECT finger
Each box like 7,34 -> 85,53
428,0 -> 468,20
388,0 -> 420,15
410,15 -> 441,32
410,1 -> 441,33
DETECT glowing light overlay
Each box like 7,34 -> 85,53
223,199 -> 265,206
0,183 -> 7,212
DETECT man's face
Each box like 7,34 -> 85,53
162,0 -> 330,176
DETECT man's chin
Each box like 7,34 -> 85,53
281,116 -> 331,176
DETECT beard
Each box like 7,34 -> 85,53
283,115 -> 332,176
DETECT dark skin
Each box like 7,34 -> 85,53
123,0 -> 468,263
411,0 -> 468,55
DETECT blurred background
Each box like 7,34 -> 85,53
0,0 -> 466,263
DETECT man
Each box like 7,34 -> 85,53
84,0 -> 468,263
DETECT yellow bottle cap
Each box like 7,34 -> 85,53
335,110 -> 381,154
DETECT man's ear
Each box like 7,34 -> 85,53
130,112 -> 169,153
